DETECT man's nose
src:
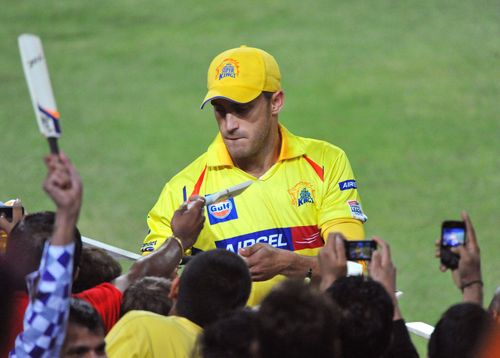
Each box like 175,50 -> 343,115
225,112 -> 239,132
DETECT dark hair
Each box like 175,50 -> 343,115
6,212 -> 82,290
73,247 -> 122,293
257,279 -> 341,358
176,249 -> 251,328
120,276 -> 172,317
68,298 -> 105,334
326,276 -> 394,358
262,91 -> 274,101
0,258 -> 14,338
198,309 -> 257,358
428,302 -> 492,358
488,287 -> 500,317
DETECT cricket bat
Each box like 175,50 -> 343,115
18,34 -> 61,154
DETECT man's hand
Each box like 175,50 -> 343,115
369,237 -> 401,320
239,243 -> 285,281
171,195 -> 205,249
43,152 -> 82,218
0,199 -> 24,235
435,211 -> 482,304
43,152 -> 83,246
318,232 -> 347,291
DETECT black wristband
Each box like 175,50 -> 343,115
460,279 -> 483,291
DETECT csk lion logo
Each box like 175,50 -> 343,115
288,181 -> 316,207
215,58 -> 240,80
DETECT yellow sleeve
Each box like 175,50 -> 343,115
321,218 -> 365,241
318,149 -> 367,231
141,183 -> 178,255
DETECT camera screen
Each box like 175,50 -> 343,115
442,227 -> 465,247
347,241 -> 376,260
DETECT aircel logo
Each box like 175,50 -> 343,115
215,228 -> 294,253
339,180 -> 357,191
208,200 -> 233,219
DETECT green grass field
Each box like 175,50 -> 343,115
1,0 -> 499,355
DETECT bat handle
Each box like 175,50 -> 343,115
48,137 -> 59,154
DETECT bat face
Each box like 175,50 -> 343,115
18,34 -> 61,139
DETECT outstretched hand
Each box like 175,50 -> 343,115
171,195 -> 205,249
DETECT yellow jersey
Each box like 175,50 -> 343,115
106,311 -> 202,358
142,125 -> 367,304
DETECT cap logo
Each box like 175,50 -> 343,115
215,58 -> 239,80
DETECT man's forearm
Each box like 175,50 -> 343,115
114,237 -> 183,292
279,250 -> 320,283
52,210 -> 78,246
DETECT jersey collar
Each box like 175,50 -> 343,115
206,124 -> 306,167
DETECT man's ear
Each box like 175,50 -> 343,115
271,90 -> 285,115
169,276 -> 180,299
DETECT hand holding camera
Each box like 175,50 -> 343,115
436,211 -> 482,304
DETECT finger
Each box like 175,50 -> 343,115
439,264 -> 448,272
369,250 -> 381,273
450,245 -> 466,256
188,198 -> 205,212
461,211 -> 478,250
334,234 -> 346,262
324,232 -> 339,257
372,236 -> 391,266
50,171 -> 70,188
68,163 -> 82,194
239,243 -> 262,257
12,199 -> 24,221
188,195 -> 206,204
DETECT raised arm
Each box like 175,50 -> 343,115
12,153 -> 83,357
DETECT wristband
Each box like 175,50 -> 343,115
460,279 -> 483,291
170,236 -> 184,254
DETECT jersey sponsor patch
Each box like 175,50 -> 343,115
288,181 -> 316,207
141,240 -> 157,252
207,197 -> 239,225
215,226 -> 323,253
339,179 -> 357,191
347,200 -> 368,222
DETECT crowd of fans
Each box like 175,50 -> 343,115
0,153 -> 498,358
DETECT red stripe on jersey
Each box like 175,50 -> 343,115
303,155 -> 324,182
291,225 -> 324,250
191,165 -> 208,196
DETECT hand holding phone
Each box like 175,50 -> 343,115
440,220 -> 466,270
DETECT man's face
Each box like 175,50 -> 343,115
61,323 -> 107,358
212,94 -> 277,163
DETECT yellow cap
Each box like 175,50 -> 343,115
200,46 -> 281,109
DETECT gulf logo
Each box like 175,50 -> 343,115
208,200 -> 233,219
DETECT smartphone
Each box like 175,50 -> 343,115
0,205 -> 14,220
0,204 -> 25,220
440,220 -> 466,270
344,240 -> 377,261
